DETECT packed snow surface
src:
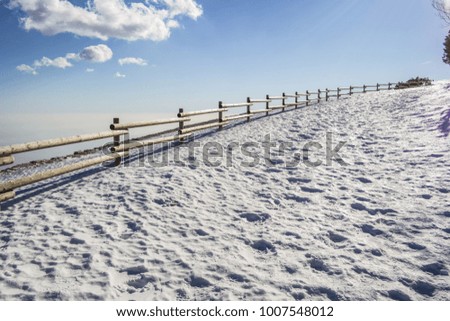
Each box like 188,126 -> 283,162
0,82 -> 449,301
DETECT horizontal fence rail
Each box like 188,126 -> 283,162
0,80 -> 429,204
178,108 -> 228,118
220,102 -> 253,108
0,152 -> 127,195
110,118 -> 190,130
0,130 -> 128,156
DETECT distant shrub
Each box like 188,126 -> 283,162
395,77 -> 432,89
443,31 -> 450,66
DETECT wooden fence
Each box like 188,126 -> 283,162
0,81 -> 424,203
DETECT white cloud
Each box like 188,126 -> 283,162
86,68 -> 95,72
8,0 -> 203,41
79,44 -> 113,63
163,0 -> 202,19
115,72 -> 126,78
33,56 -> 73,69
16,64 -> 37,75
118,57 -> 148,66
16,55 -> 73,75
66,53 -> 80,60
16,44 -> 113,75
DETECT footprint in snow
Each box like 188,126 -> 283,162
120,265 -> 149,276
251,240 -> 276,253
361,224 -> 384,236
287,177 -> 312,184
421,262 -> 448,276
69,237 -> 85,245
356,177 -> 372,184
284,194 -> 311,203
400,279 -> 436,297
405,242 -> 426,251
188,275 -> 212,288
227,273 -> 248,283
300,186 -> 324,194
387,290 -> 411,301
328,231 -> 347,243
194,229 -> 209,236
127,276 -> 156,289
239,213 -> 271,223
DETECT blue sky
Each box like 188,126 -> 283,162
0,0 -> 448,114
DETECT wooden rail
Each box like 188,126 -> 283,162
0,80 -> 428,203
0,130 -> 128,156
0,152 -> 127,195
110,118 -> 190,130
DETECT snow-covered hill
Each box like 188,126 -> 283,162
0,82 -> 449,301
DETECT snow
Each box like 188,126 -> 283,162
0,82 -> 449,301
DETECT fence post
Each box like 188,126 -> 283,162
376,83 -> 380,91
218,101 -> 224,130
388,83 -> 391,90
363,85 -> 366,93
282,93 -> 286,112
325,88 -> 329,101
337,88 -> 340,100
318,89 -> 321,103
349,86 -> 353,96
306,90 -> 310,106
265,95 -> 270,116
246,97 -> 252,122
178,108 -> 185,142
295,91 -> 299,108
113,117 -> 121,166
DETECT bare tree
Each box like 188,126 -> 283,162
432,0 -> 450,25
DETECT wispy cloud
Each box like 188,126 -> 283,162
16,64 -> 37,75
34,56 -> 73,69
8,0 -> 203,41
115,72 -> 126,78
118,57 -> 148,66
17,44 -> 113,75
86,68 -> 95,73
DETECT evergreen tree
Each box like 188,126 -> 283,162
443,31 -> 450,65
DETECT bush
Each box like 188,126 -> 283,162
395,77 -> 432,89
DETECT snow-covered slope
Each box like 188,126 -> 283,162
0,82 -> 449,301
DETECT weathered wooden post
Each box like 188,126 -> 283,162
337,88 -> 340,99
306,90 -> 310,106
318,89 -> 321,103
349,86 -> 353,96
265,95 -> 270,116
178,108 -> 186,142
113,118 -> 121,166
282,93 -> 286,112
218,101 -> 224,130
376,83 -> 380,91
363,85 -> 366,93
388,83 -> 392,90
295,91 -> 299,109
246,97 -> 252,122
325,88 -> 329,101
